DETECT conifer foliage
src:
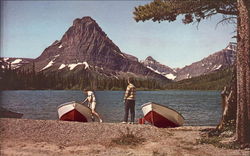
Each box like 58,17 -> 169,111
0,65 -> 164,91
134,0 -> 238,23
133,0 -> 250,144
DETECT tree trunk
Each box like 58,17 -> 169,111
218,67 -> 237,131
236,0 -> 250,144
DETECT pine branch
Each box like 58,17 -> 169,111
133,0 -> 238,24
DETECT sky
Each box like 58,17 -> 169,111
1,1 -> 236,68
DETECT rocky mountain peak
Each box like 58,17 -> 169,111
145,56 -> 157,63
61,16 -> 107,45
141,56 -> 176,80
20,16 -> 170,83
73,16 -> 96,26
36,16 -> 120,63
175,42 -> 236,81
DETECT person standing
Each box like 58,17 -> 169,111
82,89 -> 103,123
122,77 -> 136,124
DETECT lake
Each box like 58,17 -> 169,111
0,90 -> 222,126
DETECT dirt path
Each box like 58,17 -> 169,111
0,118 -> 249,156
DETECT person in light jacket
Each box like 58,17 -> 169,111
82,89 -> 102,123
122,77 -> 136,124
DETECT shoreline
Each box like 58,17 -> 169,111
0,89 -> 221,91
1,118 -> 249,156
0,107 -> 23,118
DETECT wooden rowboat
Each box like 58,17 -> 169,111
58,101 -> 92,122
141,102 -> 185,128
0,106 -> 23,118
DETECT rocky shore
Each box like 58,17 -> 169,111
0,118 -> 249,156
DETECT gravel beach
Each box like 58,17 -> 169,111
0,118 -> 249,156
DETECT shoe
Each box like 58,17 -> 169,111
99,119 -> 103,123
129,122 -> 134,124
121,121 -> 126,124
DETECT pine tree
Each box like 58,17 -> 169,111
133,0 -> 250,144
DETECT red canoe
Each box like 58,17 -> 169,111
58,101 -> 92,122
141,102 -> 185,128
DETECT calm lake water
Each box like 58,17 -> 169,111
0,90 -> 222,126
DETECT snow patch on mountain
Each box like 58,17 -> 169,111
41,60 -> 54,71
1,57 -> 33,70
58,62 -> 90,70
186,74 -> 191,79
68,63 -> 82,70
82,62 -> 89,69
146,66 -> 161,74
165,73 -> 176,80
41,56 -> 59,71
213,64 -> 222,70
147,66 -> 176,80
216,64 -> 222,70
58,64 -> 66,70
11,59 -> 22,64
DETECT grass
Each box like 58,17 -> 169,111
196,135 -> 242,149
196,122 -> 250,150
111,127 -> 145,146
196,127 -> 241,149
152,150 -> 167,156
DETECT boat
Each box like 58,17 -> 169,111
58,101 -> 92,122
0,106 -> 23,118
141,102 -> 184,128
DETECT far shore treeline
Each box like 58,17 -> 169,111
0,66 -> 163,90
0,65 -> 233,91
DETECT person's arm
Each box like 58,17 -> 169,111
221,86 -> 227,96
124,85 -> 130,101
81,98 -> 88,104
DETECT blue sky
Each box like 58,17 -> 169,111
1,1 -> 236,68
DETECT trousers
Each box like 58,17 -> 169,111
123,99 -> 135,122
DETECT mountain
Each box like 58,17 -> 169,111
175,43 -> 236,81
20,17 -> 170,83
3,17 -> 236,90
123,52 -> 139,62
141,43 -> 236,81
0,57 -> 33,70
141,56 -> 177,80
165,67 -> 233,90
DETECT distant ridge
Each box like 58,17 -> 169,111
141,42 -> 236,81
175,43 -> 236,81
141,56 -> 176,80
0,57 -> 33,70
165,67 -> 233,90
